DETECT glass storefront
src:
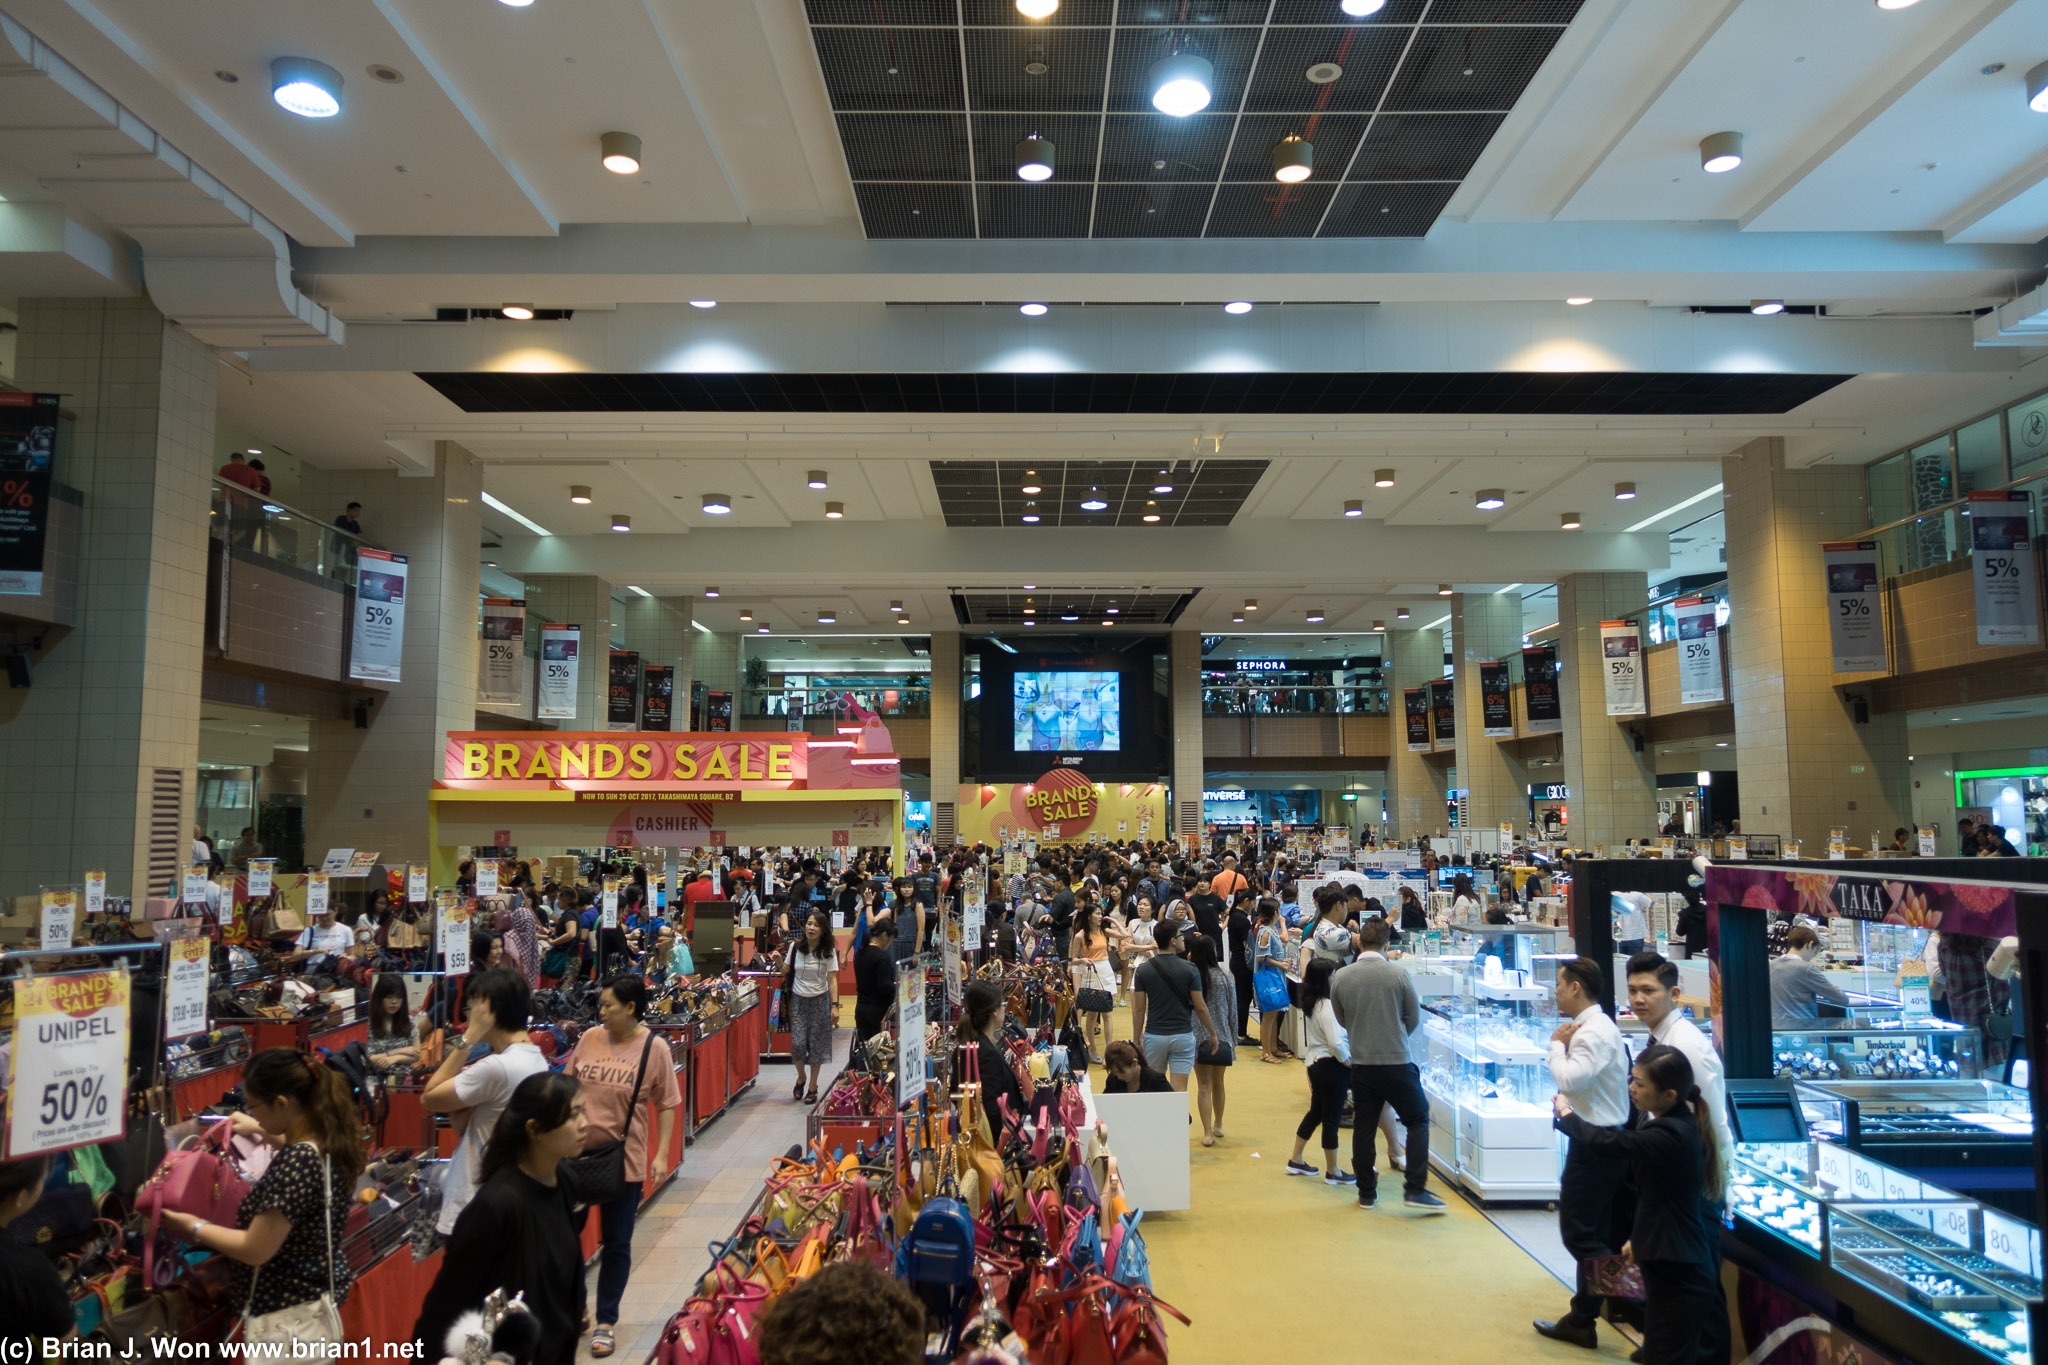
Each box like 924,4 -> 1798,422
1202,788 -> 1324,825
1955,767 -> 2048,855
743,672 -> 932,718
1200,657 -> 1387,715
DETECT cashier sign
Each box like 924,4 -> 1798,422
6,969 -> 129,1158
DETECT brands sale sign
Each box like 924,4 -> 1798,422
444,732 -> 808,791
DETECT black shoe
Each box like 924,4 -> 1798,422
1532,1320 -> 1598,1351
803,1089 -> 819,1105
793,1079 -> 806,1100
1629,1351 -> 1644,1364
1403,1189 -> 1447,1213
1356,1193 -> 1377,1208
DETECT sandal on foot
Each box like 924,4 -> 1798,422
803,1089 -> 819,1105
591,1328 -> 617,1358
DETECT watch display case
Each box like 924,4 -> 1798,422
1772,1020 -> 1983,1082
1728,1142 -> 1829,1258
1415,942 -> 1562,1201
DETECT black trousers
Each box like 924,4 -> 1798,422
1695,1198 -> 1730,1365
1230,962 -> 1254,1037
1640,1258 -> 1717,1365
1557,1134 -> 1633,1323
1349,1062 -> 1429,1197
1295,1057 -> 1350,1151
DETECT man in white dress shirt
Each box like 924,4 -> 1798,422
1534,957 -> 1636,1350
1626,951 -> 1733,1365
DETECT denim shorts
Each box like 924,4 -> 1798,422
1142,1031 -> 1197,1076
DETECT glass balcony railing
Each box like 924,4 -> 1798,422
1201,684 -> 1390,716
210,478 -> 365,582
743,685 -> 932,718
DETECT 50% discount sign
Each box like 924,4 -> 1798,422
5,969 -> 129,1158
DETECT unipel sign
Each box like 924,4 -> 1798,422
445,732 -> 807,791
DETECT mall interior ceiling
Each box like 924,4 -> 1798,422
4,0 -> 2048,642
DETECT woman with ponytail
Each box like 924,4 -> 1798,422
158,1047 -> 364,1330
1553,1042 -> 1721,1365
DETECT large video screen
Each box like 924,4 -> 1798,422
1012,671 -> 1122,752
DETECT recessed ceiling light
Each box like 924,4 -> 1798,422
704,586 -> 720,598
271,57 -> 343,118
1566,297 -> 1593,306
702,493 -> 731,515
1340,0 -> 1387,14
1080,488 -> 1107,511
245,447 -> 262,455
689,299 -> 716,309
1101,619 -> 1112,626
1149,53 -> 1213,117
1396,608 -> 1410,620
1700,131 -> 1743,173
1062,613 -> 1079,621
569,485 -> 591,504
1015,135 -> 1055,181
1271,135 -> 1313,183
1223,300 -> 1253,315
806,471 -> 828,490
825,501 -> 844,518
601,131 -> 642,175
1715,741 -> 1729,747
501,303 -> 534,320
1024,619 -> 1037,626
1306,608 -> 1325,623
1017,0 -> 1058,16
1750,299 -> 1785,315
1023,583 -> 1036,589
1475,488 -> 1506,510
1560,511 -> 1582,529
1613,482 -> 1637,501
1019,302 -> 1048,316
1437,584 -> 1453,596
1374,468 -> 1395,488
1344,499 -> 1363,517
611,513 -> 631,532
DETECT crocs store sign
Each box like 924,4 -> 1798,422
1022,768 -> 1100,836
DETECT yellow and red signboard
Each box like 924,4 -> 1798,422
444,731 -> 807,791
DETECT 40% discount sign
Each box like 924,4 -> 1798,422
5,969 -> 129,1157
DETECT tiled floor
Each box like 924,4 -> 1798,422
582,1060 -> 818,1362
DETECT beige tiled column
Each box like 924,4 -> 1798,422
1557,573 -> 1658,848
1723,438 -> 1908,847
520,575 -> 615,729
304,443 -> 483,863
928,630 -> 961,843
621,594 -> 693,718
1,298 -> 217,900
1170,632 -> 1203,836
1385,620 -> 1447,840
1453,591 -> 1529,834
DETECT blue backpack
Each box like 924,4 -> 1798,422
895,1195 -> 976,1287
1111,1209 -> 1151,1289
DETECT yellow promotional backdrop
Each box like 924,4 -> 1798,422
954,780 -> 1167,846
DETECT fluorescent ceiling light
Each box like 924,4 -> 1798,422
1875,0 -> 1921,8
1495,583 -> 1523,595
989,637 -> 1018,654
627,585 -> 652,598
1624,481 -> 1723,533
481,491 -> 552,537
271,57 -> 342,118
1149,53 -> 1213,116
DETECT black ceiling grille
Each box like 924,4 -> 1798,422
930,459 -> 1265,527
802,0 -> 1584,239
417,370 -> 1854,416
954,589 -> 1193,623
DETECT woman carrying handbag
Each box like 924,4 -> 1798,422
157,1048 -> 363,1362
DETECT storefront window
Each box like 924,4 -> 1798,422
1200,659 -> 1387,715
1866,452 -> 1909,527
1956,768 -> 2048,855
2008,392 -> 2048,481
1956,414 -> 2006,494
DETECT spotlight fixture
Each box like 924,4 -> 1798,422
2029,60 -> 2048,113
1271,134 -> 1313,183
1022,481 -> 1042,494
1244,598 -> 1258,612
818,611 -> 835,624
1475,489 -> 1506,510
1374,469 -> 1395,488
1142,513 -> 1161,523
807,471 -> 828,489
1106,606 -> 1119,614
1343,499 -> 1363,517
739,608 -> 753,621
1396,608 -> 1410,620
1613,482 -> 1637,501
1021,501 -> 1041,523
568,485 -> 592,504
1017,0 -> 1058,16
898,616 -> 911,625
889,600 -> 903,613
611,513 -> 631,532
1153,477 -> 1174,493
757,622 -> 771,634
1560,512 -> 1582,530
1019,302 -> 1048,316
1023,619 -> 1037,626
1700,131 -> 1743,174
704,587 -> 720,598
1437,584 -> 1453,596
1232,613 -> 1244,624
1080,488 -> 1108,511
1566,297 -> 1593,306
1062,613 -> 1079,622
702,493 -> 731,515
1340,0 -> 1387,14
1223,301 -> 1253,315
271,57 -> 343,118
1372,620 -> 1386,632
1148,53 -> 1214,117
1306,608 -> 1326,624
1015,135 -> 1055,182
500,303 -> 535,321
689,300 -> 717,309
600,131 -> 642,174
1749,299 -> 1785,315
825,501 -> 844,518
1022,606 -> 1035,615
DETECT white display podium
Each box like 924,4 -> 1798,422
1091,1085 -> 1193,1213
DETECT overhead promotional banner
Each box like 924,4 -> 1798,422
1428,678 -> 1455,744
1478,661 -> 1512,738
0,392 -> 59,596
348,547 -> 408,683
1674,596 -> 1725,705
1970,490 -> 2040,647
1522,646 -> 1561,733
1600,620 -> 1646,717
608,650 -> 641,729
538,624 -> 581,720
1823,540 -> 1885,673
479,598 -> 525,704
1403,688 -> 1431,751
643,665 -> 674,731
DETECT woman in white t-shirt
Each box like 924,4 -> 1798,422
784,911 -> 840,1105
417,968 -> 547,1237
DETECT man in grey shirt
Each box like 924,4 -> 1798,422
1329,918 -> 1444,1212
1770,925 -> 1851,1025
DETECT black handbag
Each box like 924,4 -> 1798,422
559,1032 -> 656,1208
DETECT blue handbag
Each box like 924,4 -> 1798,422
1253,966 -> 1290,1014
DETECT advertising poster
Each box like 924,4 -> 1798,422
642,665 -> 674,730
706,690 -> 732,731
1428,678 -> 1456,744
479,598 -> 525,703
608,650 -> 641,729
1404,688 -> 1431,751
348,547 -> 408,683
1599,620 -> 1646,717
539,624 -> 581,720
0,392 -> 59,596
1478,660 -> 1512,737
6,970 -> 129,1158
1823,541 -> 1885,672
1970,490 -> 2040,646
166,938 -> 210,1040
1522,646 -> 1561,733
1674,596 -> 1725,705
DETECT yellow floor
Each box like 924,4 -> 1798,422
1102,1052 -> 1643,1365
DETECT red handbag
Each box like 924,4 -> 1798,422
1107,1285 -> 1189,1365
135,1119 -> 250,1284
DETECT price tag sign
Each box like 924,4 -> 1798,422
1829,919 -> 1859,955
182,865 -> 209,906
1931,1202 -> 1974,1250
1117,820 -> 1128,834
440,894 -> 471,973
1815,1142 -> 1852,1193
1879,1168 -> 1929,1227
475,861 -> 499,897
406,865 -> 428,903
39,890 -> 76,951
215,876 -> 235,926
1916,827 -> 1936,857
1827,828 -> 1846,861
5,969 -> 130,1158
1985,1209 -> 2032,1278
83,871 -> 105,918
895,969 -> 927,1107
1140,821 -> 1151,835
602,878 -> 619,930
1899,983 -> 1933,1019
1846,1152 -> 1886,1201
306,873 -> 330,916
166,938 -> 210,1040
963,898 -> 984,950
831,911 -> 847,931
246,858 -> 274,898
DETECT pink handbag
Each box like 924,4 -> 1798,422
135,1119 -> 250,1283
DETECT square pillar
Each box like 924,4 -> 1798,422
1453,591 -> 1529,834
1170,632 -> 1203,836
621,594 -> 694,719
1557,573 -> 1658,849
929,630 -> 961,843
520,576 -> 614,730
1386,620 -> 1447,840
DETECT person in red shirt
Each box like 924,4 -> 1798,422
216,451 -> 264,491
681,864 -> 720,933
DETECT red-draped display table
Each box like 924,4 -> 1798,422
341,1246 -> 443,1343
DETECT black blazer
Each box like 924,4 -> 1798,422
1556,1107 -> 1714,1267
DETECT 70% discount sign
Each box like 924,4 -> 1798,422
5,969 -> 129,1158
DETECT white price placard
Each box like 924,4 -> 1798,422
166,938 -> 210,1040
39,890 -> 75,951
895,969 -> 927,1107
320,848 -> 354,875
1815,1142 -> 1851,1193
215,877 -> 234,926
246,858 -> 274,898
963,897 -> 984,950
1899,983 -> 1933,1018
602,878 -> 618,929
1845,1152 -> 1886,1202
440,895 -> 471,973
831,910 -> 847,931
1931,1202 -> 1973,1250
1985,1209 -> 2032,1278
83,871 -> 104,918
1879,1168 -> 1928,1227
6,970 -> 130,1158
475,861 -> 499,897
182,865 -> 209,906
406,864 -> 428,903
1916,827 -> 1936,857
1727,836 -> 1747,861
1827,828 -> 1846,861
306,873 -> 330,916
